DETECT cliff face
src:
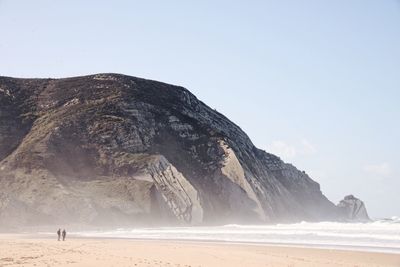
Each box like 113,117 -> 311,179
0,73 -> 340,227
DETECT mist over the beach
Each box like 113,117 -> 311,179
0,1 -> 399,266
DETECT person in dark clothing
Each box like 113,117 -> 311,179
62,229 -> 66,241
57,229 -> 61,241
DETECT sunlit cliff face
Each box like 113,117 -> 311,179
0,73 -> 343,229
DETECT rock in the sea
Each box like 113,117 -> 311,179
337,195 -> 370,221
0,73 -> 343,227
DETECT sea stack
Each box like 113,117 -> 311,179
337,195 -> 370,222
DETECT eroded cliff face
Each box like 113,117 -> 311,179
0,73 -> 341,227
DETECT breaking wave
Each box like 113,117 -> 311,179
70,217 -> 400,254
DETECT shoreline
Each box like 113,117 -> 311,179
73,237 -> 400,255
4,232 -> 400,255
1,234 -> 399,267
19,232 -> 400,255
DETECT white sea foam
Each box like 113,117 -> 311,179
69,218 -> 400,254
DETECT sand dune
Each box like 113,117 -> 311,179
0,235 -> 399,267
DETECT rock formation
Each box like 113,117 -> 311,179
0,73 -> 349,227
337,195 -> 370,221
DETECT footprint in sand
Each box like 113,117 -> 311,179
0,257 -> 14,262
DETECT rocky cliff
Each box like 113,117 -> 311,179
0,73 -> 342,228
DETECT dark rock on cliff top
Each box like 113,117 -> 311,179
0,73 -> 343,227
337,195 -> 370,222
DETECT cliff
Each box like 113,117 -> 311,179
0,73 -> 341,227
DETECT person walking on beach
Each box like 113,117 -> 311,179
57,228 -> 61,241
62,229 -> 66,241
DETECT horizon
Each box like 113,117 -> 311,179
0,1 -> 399,218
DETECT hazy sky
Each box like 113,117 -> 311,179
0,0 -> 399,218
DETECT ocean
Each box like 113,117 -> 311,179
70,217 -> 400,254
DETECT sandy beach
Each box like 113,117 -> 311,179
0,235 -> 399,267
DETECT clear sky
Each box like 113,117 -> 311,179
0,0 -> 399,218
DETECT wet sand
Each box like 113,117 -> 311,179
0,235 -> 399,267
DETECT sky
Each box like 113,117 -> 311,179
0,0 -> 399,218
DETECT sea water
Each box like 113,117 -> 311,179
70,217 -> 400,254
